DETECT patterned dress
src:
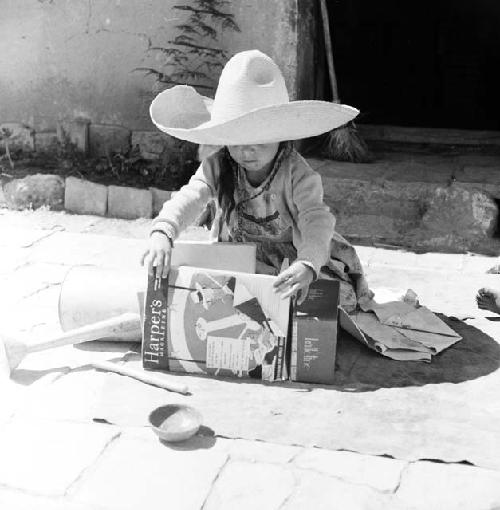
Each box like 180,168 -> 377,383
215,144 -> 367,311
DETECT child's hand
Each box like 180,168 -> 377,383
273,261 -> 314,305
140,232 -> 172,279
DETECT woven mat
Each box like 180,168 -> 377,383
92,316 -> 500,470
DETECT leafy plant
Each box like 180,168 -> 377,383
136,0 -> 240,92
0,127 -> 15,175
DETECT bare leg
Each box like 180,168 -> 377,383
476,287 -> 500,315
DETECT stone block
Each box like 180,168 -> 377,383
321,176 -> 428,222
56,119 -> 90,154
456,165 -> 500,185
34,131 -> 58,151
421,185 -> 498,238
396,461 -> 500,510
149,187 -> 172,216
292,449 -> 406,493
2,174 -> 65,210
0,420 -> 118,496
73,435 -> 228,510
131,130 -> 172,160
204,460 -> 295,510
68,118 -> 90,154
108,185 -> 152,219
65,177 -> 108,216
335,214 -> 405,243
89,124 -> 131,158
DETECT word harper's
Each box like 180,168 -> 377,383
144,299 -> 167,364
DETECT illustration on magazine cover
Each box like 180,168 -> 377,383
143,267 -> 290,380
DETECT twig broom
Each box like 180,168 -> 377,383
319,0 -> 370,162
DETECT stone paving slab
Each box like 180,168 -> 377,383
461,253 -> 500,274
71,434 -> 228,510
368,248 -> 421,270
284,470 -> 407,510
83,216 -> 150,239
24,231 -> 112,267
0,247 -> 30,276
350,244 -> 377,267
12,369 -> 110,423
225,438 -> 300,464
0,209 -> 98,233
0,271 -> 54,310
1,285 -> 62,337
0,489 -> 105,510
23,230 -> 147,270
292,448 -> 406,493
0,209 -> 148,238
0,226 -> 56,249
396,461 -> 500,510
203,460 -> 295,510
0,420 -> 119,496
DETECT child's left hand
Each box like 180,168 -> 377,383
273,261 -> 314,305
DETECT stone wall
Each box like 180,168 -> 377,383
312,155 -> 500,255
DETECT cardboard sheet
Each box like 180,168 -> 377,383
347,298 -> 462,361
92,315 -> 500,471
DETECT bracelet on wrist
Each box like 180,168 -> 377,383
151,230 -> 173,247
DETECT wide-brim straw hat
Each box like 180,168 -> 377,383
150,49 -> 359,146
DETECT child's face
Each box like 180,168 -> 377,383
227,143 -> 280,174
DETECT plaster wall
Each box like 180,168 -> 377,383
0,0 -> 307,131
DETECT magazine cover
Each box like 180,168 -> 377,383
290,279 -> 340,384
142,266 -> 290,381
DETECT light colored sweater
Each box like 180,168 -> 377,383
151,149 -> 336,276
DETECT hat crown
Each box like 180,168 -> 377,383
210,50 -> 289,123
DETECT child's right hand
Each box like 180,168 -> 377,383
140,231 -> 173,278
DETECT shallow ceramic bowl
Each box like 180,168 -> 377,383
149,404 -> 203,442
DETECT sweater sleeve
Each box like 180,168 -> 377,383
150,156 -> 220,241
291,162 -> 336,276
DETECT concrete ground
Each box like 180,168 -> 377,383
1,207 -> 500,510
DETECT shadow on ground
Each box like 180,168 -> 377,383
333,315 -> 500,391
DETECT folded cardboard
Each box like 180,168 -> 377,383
171,240 -> 256,273
339,296 -> 462,362
142,266 -> 290,381
290,279 -> 340,385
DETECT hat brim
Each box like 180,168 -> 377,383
150,87 -> 359,145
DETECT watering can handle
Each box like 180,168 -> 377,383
28,313 -> 141,353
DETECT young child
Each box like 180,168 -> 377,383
142,49 -> 371,310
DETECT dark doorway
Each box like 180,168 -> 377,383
323,0 -> 500,130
